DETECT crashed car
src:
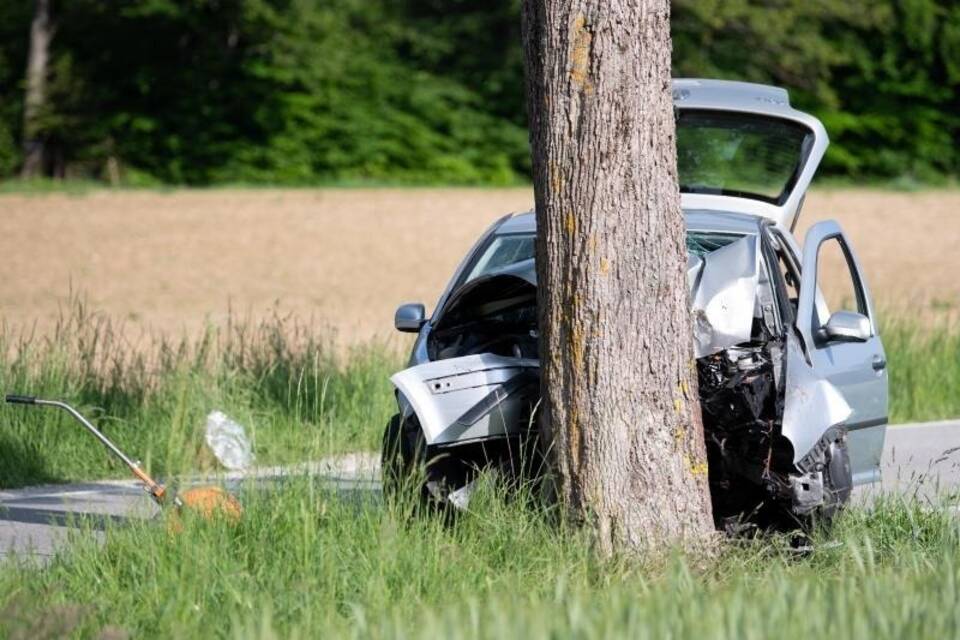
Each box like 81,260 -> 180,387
383,79 -> 889,530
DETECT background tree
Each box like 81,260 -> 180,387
0,0 -> 958,184
20,0 -> 53,178
521,0 -> 713,553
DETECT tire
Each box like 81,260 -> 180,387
380,413 -> 426,503
819,432 -> 853,521
799,430 -> 853,535
380,412 -> 474,513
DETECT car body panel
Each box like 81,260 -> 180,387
690,234 -> 760,358
780,332 -> 853,467
391,354 -> 539,446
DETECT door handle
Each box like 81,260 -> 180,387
872,355 -> 887,371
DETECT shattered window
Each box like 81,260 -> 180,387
686,233 -> 741,257
464,234 -> 536,283
464,231 -> 741,285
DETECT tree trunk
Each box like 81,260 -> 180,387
521,0 -> 714,553
21,0 -> 54,179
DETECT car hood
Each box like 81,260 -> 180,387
437,234 -> 761,360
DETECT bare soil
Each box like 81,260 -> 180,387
0,188 -> 956,343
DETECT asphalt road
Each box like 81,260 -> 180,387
0,454 -> 381,563
2,422 -> 959,563
852,420 -> 960,503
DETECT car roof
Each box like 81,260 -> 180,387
495,209 -> 764,236
672,78 -> 794,119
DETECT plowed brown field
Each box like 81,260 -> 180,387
0,188 -> 956,343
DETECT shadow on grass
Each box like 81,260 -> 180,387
0,431 -> 63,489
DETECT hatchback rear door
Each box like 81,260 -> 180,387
673,79 -> 828,229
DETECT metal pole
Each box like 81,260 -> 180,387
5,395 -> 172,506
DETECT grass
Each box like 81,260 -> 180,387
882,317 -> 960,423
0,301 -> 402,488
1,477 -> 958,639
1,304 -> 960,637
0,303 -> 957,489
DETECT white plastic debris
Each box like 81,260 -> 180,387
204,411 -> 254,470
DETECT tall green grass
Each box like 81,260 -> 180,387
2,305 -> 960,638
0,301 -> 402,488
0,303 -> 957,489
882,317 -> 960,423
1,476 -> 958,639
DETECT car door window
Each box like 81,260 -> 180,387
814,237 -> 868,327
796,221 -> 875,350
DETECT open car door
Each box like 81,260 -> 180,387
794,220 -> 889,484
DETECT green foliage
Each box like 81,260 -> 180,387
881,316 -> 960,423
672,0 -> 960,181
0,2 -> 29,175
1,1 -> 958,184
0,0 -> 529,185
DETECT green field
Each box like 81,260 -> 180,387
0,302 -> 402,489
2,303 -> 960,637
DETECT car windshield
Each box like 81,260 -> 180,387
464,234 -> 536,283
463,231 -> 742,283
677,110 -> 814,204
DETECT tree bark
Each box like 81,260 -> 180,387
521,0 -> 714,553
21,0 -> 54,179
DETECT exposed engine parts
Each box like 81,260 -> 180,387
428,274 -> 538,361
696,342 -> 792,527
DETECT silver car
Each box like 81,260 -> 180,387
384,79 -> 889,531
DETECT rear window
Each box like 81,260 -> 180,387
677,110 -> 813,204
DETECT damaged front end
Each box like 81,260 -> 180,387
388,232 -> 852,530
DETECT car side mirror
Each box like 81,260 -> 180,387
818,310 -> 872,344
394,303 -> 426,333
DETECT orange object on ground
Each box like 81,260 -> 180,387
178,486 -> 243,522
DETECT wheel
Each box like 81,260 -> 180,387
819,432 -> 853,520
798,429 -> 853,534
380,412 -> 474,513
381,413 -> 426,503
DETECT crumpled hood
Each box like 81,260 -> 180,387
441,236 -> 761,359
688,235 -> 760,357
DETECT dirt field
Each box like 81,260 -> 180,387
0,188 -> 957,343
